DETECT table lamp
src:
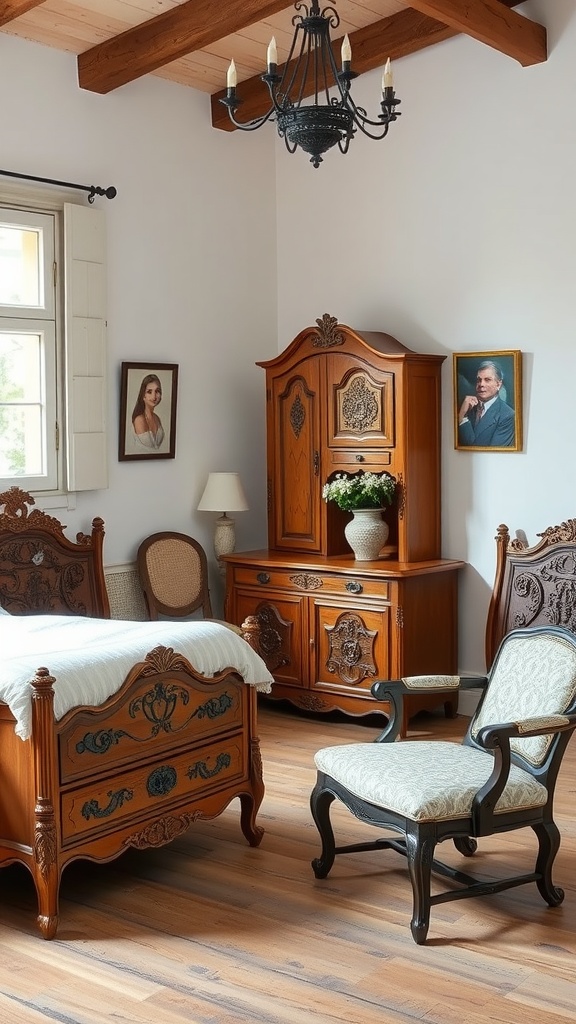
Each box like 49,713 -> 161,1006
197,472 -> 249,570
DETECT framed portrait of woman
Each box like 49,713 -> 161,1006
453,350 -> 523,452
118,362 -> 178,461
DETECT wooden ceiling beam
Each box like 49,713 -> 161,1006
211,1 -> 539,132
0,1 -> 45,27
77,0 -> 291,95
407,0 -> 546,67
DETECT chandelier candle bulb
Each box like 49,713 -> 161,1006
341,34 -> 351,66
267,36 -> 278,69
227,59 -> 237,89
383,57 -> 393,90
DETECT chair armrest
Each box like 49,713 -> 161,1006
476,713 -> 576,749
471,713 -> 576,834
372,675 -> 488,743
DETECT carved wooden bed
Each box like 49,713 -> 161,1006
371,516 -> 576,740
0,487 -> 271,939
485,518 -> 576,667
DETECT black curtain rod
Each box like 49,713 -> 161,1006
0,169 -> 116,203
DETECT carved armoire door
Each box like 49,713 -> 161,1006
267,358 -> 322,553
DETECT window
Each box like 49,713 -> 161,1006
0,210 -> 58,490
0,195 -> 108,495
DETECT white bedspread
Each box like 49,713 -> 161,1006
0,615 -> 274,740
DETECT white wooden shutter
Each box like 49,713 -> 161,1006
64,203 -> 108,491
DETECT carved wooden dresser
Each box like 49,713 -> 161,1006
224,315 -> 464,732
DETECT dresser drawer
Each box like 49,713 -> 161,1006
234,566 -> 389,601
58,678 -> 246,784
60,733 -> 246,843
329,450 -> 392,467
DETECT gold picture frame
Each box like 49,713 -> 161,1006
453,350 -> 522,452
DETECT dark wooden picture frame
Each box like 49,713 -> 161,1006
453,350 -> 522,452
118,362 -> 178,461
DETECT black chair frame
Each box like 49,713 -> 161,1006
310,626 -> 576,944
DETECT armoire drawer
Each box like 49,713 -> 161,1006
328,450 -> 392,467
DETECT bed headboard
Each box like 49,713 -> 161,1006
0,487 -> 110,617
485,519 -> 576,667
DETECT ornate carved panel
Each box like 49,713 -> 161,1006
0,539 -> 89,614
241,606 -> 291,671
339,374 -> 381,434
289,573 -> 323,590
0,486 -> 107,616
326,612 -> 377,685
508,552 -> 576,634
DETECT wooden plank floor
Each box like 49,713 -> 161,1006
0,702 -> 575,1024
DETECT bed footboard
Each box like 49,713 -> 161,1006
0,647 -> 264,938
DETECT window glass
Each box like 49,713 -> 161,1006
0,331 -> 44,477
0,224 -> 43,308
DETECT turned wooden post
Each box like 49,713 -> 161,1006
30,667 -> 60,939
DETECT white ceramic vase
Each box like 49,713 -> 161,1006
344,509 -> 389,561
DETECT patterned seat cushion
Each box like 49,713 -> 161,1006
314,741 -> 547,822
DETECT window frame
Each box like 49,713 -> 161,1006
0,181 -> 108,504
0,204 -> 61,492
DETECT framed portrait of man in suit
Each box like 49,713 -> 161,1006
453,350 -> 522,452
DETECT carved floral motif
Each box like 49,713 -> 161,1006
0,486 -> 67,536
511,555 -> 576,633
245,607 -> 290,670
76,689 -> 233,754
34,820 -> 57,880
326,612 -> 377,684
0,540 -> 87,614
124,812 -> 203,849
340,376 -> 379,433
312,313 -> 345,348
289,573 -> 323,590
140,646 -> 194,675
537,520 -> 576,545
290,394 -> 305,438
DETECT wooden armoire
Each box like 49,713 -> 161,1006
223,315 -> 464,730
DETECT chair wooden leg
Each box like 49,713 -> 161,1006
453,836 -> 478,857
533,820 -> 565,907
310,784 -> 336,879
406,830 -> 435,944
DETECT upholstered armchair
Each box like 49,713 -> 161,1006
310,626 -> 576,944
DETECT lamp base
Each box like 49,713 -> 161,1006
214,514 -> 236,574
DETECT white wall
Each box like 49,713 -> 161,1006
2,2 -> 574,667
0,33 -> 278,610
274,0 -> 575,676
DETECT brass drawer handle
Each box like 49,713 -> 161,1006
256,572 -> 271,585
355,454 -> 365,462
345,581 -> 363,594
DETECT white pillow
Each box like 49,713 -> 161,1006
0,605 -> 10,616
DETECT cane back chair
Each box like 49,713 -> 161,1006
137,531 -> 213,620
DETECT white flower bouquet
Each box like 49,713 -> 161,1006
322,471 -> 396,512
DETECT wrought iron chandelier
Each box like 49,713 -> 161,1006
220,1 -> 401,168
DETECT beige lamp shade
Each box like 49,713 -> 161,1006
197,472 -> 249,513
197,472 -> 249,570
